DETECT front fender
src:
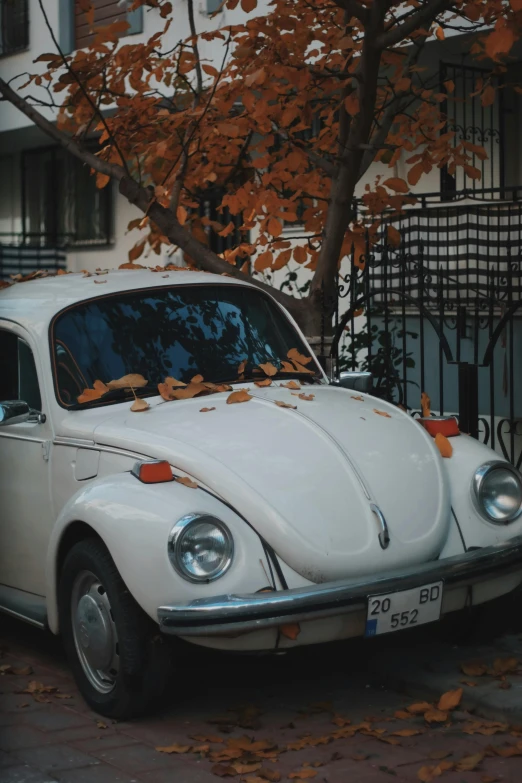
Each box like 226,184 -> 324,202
46,472 -> 273,634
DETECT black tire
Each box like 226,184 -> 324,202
59,537 -> 174,719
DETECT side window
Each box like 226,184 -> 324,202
0,331 -> 42,412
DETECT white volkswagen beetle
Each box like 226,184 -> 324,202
1,269 -> 522,718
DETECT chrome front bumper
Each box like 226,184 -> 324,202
158,535 -> 522,637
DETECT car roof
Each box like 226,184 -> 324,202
0,269 -> 256,330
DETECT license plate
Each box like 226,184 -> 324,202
365,581 -> 443,637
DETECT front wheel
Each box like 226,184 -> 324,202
59,537 -> 174,719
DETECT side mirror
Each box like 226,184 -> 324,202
333,372 -> 373,393
0,400 -> 31,426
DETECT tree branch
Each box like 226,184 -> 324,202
332,0 -> 371,26
376,0 -> 453,48
0,77 -> 126,180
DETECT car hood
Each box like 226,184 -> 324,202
63,385 -> 451,582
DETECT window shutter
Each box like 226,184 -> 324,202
126,3 -> 143,34
58,0 -> 75,55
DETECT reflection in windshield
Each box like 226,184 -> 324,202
52,284 -> 315,407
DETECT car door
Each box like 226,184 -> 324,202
0,324 -> 54,600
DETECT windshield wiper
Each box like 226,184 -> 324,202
68,384 -> 159,411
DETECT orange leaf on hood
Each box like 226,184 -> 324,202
77,387 -> 105,404
297,393 -> 314,401
374,408 -> 391,418
255,378 -> 272,387
274,400 -> 297,409
191,374 -> 204,383
200,407 -> 216,412
461,660 -> 487,677
170,382 -> 209,400
281,380 -> 301,389
259,362 -> 278,376
287,348 -> 312,365
130,398 -> 149,412
175,476 -> 198,489
227,389 -> 253,404
351,395 -> 364,401
107,373 -> 148,390
435,432 -> 453,458
237,359 -> 247,377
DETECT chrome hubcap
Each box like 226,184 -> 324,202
71,571 -> 119,694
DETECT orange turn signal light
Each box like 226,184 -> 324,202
131,460 -> 174,484
420,416 -> 460,438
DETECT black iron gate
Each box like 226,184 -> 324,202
331,199 -> 522,468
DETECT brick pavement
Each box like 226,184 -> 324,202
1,615 -> 522,782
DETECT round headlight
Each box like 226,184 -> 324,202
472,461 -> 522,524
168,514 -> 234,582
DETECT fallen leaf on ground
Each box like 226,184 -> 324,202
487,742 -> 522,757
97,721 -> 108,729
232,762 -> 262,774
428,751 -> 452,760
274,400 -> 297,409
281,381 -> 301,390
373,408 -> 391,418
211,763 -> 237,776
257,768 -> 281,781
287,348 -> 312,365
54,693 -> 72,699
288,771 -> 317,779
437,688 -> 462,712
22,681 -> 57,695
200,407 -> 216,412
107,373 -> 148,390
350,753 -> 369,761
417,761 -> 454,781
394,710 -> 412,720
456,752 -> 484,770
255,378 -> 272,387
391,728 -> 424,737
156,744 -> 192,753
424,709 -> 448,723
191,734 -> 224,743
130,398 -> 149,412
498,679 -> 512,689
11,666 -> 33,676
227,390 -> 253,404
435,432 -> 453,458
461,660 -> 487,677
489,657 -> 519,676
481,777 -> 499,783
460,680 -> 478,687
407,702 -> 432,714
332,715 -> 351,727
259,362 -> 278,377
175,476 -> 198,489
462,720 -> 508,735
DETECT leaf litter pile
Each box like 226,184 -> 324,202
2,651 -> 522,781
75,349 -> 317,413
149,665 -> 522,782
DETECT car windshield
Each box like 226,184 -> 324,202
52,283 -> 318,407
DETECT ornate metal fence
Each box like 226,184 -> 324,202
332,198 -> 522,468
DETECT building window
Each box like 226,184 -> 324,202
0,0 -> 29,58
21,146 -> 113,248
59,0 -> 142,54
